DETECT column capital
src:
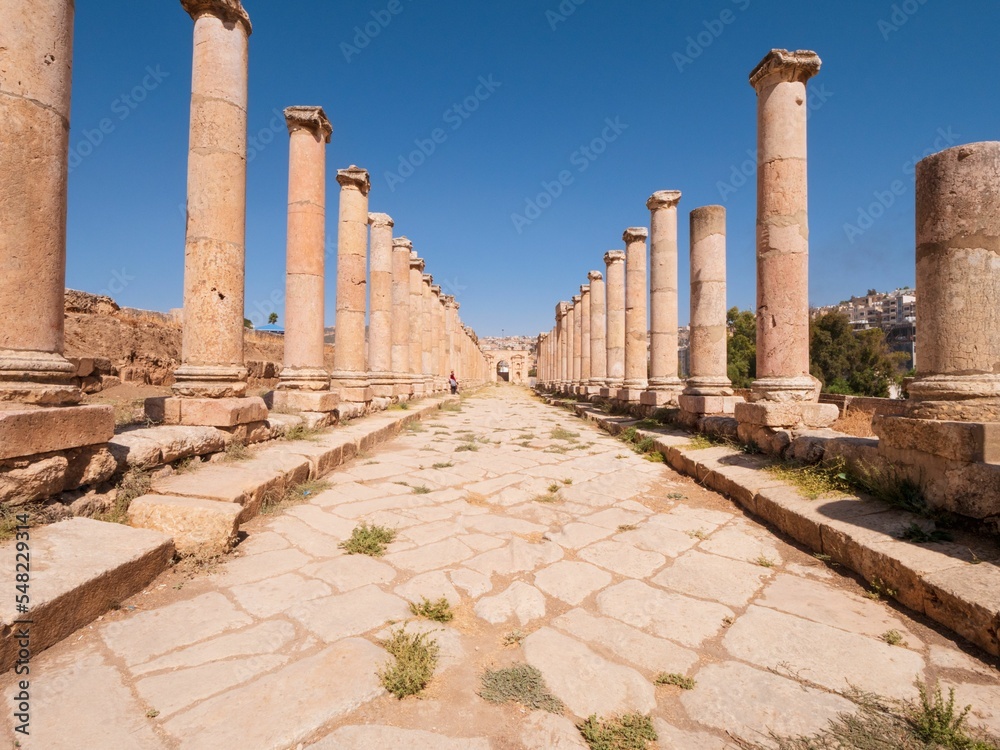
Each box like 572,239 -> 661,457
368,212 -> 394,228
580,284 -> 590,295
393,236 -> 413,251
336,165 -> 371,196
587,270 -> 604,282
422,273 -> 434,286
572,294 -> 581,305
604,250 -> 626,265
557,301 -> 570,317
284,106 -> 332,142
623,227 -> 648,244
181,0 -> 252,34
749,49 -> 821,91
431,285 -> 442,296
409,252 -> 425,272
646,190 -> 682,210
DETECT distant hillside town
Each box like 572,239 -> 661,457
811,287 -> 916,368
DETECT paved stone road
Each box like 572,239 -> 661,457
6,386 -> 1000,749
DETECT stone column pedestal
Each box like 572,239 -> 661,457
602,251 -> 626,398
0,0 -> 116,480
619,228 -> 649,403
680,205 -> 743,422
873,141 -> 1000,520
642,191 -> 685,407
735,49 -> 837,440
150,0 -> 267,427
271,106 -> 338,416
330,166 -> 373,404
367,212 -> 395,400
390,237 -> 413,399
408,252 -> 426,398
586,271 -> 607,397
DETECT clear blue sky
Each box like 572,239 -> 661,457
66,0 -> 995,336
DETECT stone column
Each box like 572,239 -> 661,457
0,0 -> 115,472
431,284 -> 444,391
587,271 -> 607,394
329,166 -> 372,404
450,299 -> 461,381
736,49 -> 837,441
557,302 -> 570,389
273,106 -> 337,414
644,191 -> 684,406
390,237 -> 413,398
580,284 -> 592,393
408,252 -> 425,397
367,212 -> 394,400
680,206 -> 741,419
421,274 -> 435,392
873,141 -> 1000,519
571,295 -> 582,389
620,228 -> 649,402
602,251 -> 627,397
172,0 -> 253,401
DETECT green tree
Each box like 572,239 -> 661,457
809,312 -> 907,397
268,312 -> 278,325
726,307 -> 756,388
243,318 -> 253,329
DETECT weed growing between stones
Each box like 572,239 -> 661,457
411,485 -> 431,495
479,663 -> 564,713
262,479 -> 331,515
655,672 -> 696,690
899,522 -> 952,544
863,577 -> 898,602
408,596 -> 453,622
618,426 -> 662,461
455,441 -> 479,452
547,483 -> 562,493
551,427 -> 581,441
734,684 -> 1000,750
687,529 -> 707,540
284,423 -> 323,442
754,555 -> 776,568
617,524 -> 639,532
96,467 -> 152,524
339,522 -> 397,556
441,401 -> 462,412
682,433 -> 716,450
882,629 -> 906,646
223,438 -> 251,462
405,422 -> 424,433
388,402 -> 409,411
765,459 -> 854,500
432,461 -> 454,469
577,713 -> 657,750
378,628 -> 439,699
502,629 -> 527,647
533,492 -> 561,504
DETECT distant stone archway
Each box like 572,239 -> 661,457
483,349 -> 536,383
496,360 -> 510,382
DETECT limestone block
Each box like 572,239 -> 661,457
145,396 -> 267,427
679,394 -> 743,416
108,431 -> 163,468
0,518 -> 174,672
735,401 -> 839,429
639,390 -> 678,407
271,390 -> 339,414
0,453 -> 68,505
128,494 -> 242,557
0,405 -> 114,461
873,415 -> 1000,464
64,444 -> 118,487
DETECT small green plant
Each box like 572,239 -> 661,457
551,427 -> 580,441
412,485 -> 431,495
562,478 -> 574,485
502,629 -> 527,647
655,672 -> 696,690
378,627 -> 439,699
339,522 -> 397,557
517,432 -> 535,440
863,577 -> 898,602
765,459 -> 854,500
262,479 -> 332,514
687,529 -> 707,540
617,524 -> 638,532
577,714 -> 657,750
409,596 -> 453,622
851,463 -> 928,517
97,467 -> 152,524
479,663 -> 564,713
912,681 -> 983,748
899,523 -> 952,544
441,401 -> 462,412
432,461 -> 454,469
881,629 -> 905,647
547,483 -> 562,493
683,434 -> 716,450
666,492 -> 685,500
284,424 -> 322,442
174,457 -> 196,474
455,442 -> 479,452
145,708 -> 159,719
405,422 -> 424,433
534,492 -> 561,504
224,438 -> 251,462
754,555 -> 776,568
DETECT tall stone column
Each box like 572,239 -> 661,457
0,0 -> 115,471
587,271 -> 607,394
273,106 -> 337,414
421,274 -> 435,392
571,295 -> 582,389
449,299 -> 461,380
431,284 -> 444,391
367,212 -> 394,399
408,252 -> 425,397
736,49 -> 837,442
172,0 -> 253,401
680,206 -> 741,420
330,166 -> 372,405
644,191 -> 684,406
620,227 -> 649,402
390,237 -> 413,398
557,302 -> 570,389
874,141 -> 1000,519
602,251 -> 627,397
580,284 -> 592,393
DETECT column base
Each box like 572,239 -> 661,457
393,375 -> 414,399
277,367 -> 330,392
411,378 -> 425,398
172,364 -> 248,399
330,371 -> 373,403
679,394 -> 744,416
369,372 -> 396,399
615,388 -> 645,404
599,386 -> 620,399
684,376 -> 734,397
0,404 -> 115,461
0,350 -> 81,405
145,396 -> 268,427
748,375 -> 820,404
268,390 -> 339,414
734,401 -> 839,429
640,389 -> 681,407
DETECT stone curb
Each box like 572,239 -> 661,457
546,395 -> 1000,658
